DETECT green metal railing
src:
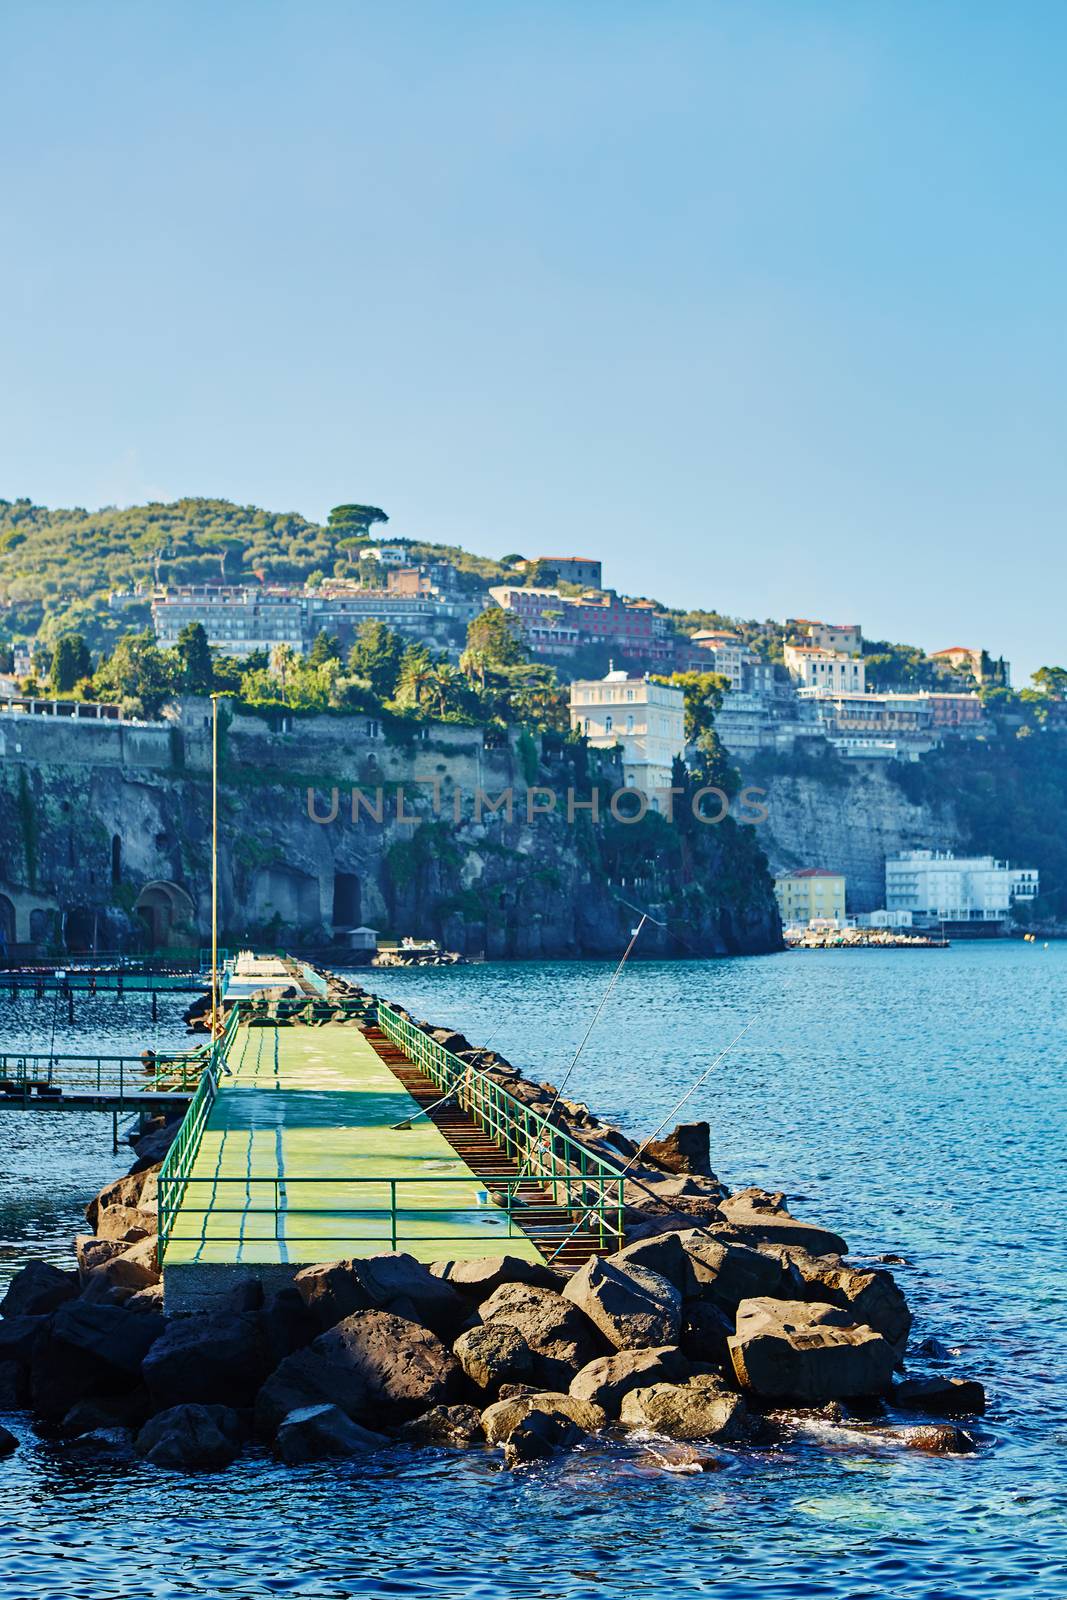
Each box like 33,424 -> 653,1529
156,994 -> 626,1264
157,1174 -> 544,1253
157,1005 -> 243,1255
376,1002 -> 626,1250
0,1049 -> 208,1099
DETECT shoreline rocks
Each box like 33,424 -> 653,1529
0,981 -> 989,1475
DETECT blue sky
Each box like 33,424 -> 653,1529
1,3 -> 1063,680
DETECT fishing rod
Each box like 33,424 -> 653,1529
544,1012 -> 759,1264
390,1023 -> 505,1131
514,913 -> 649,1180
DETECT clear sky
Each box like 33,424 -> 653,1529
1,3 -> 1064,680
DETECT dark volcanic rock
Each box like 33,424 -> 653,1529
452,1323 -> 537,1393
143,1313 -> 272,1411
399,1404 -> 485,1447
642,1122 -> 714,1177
718,1190 -> 848,1257
31,1302 -> 164,1419
256,1310 -> 461,1437
729,1298 -> 895,1404
893,1376 -> 986,1417
274,1404 -> 389,1464
476,1283 -> 602,1388
0,1425 -> 16,1458
619,1372 -> 753,1442
481,1391 -> 606,1465
569,1346 -> 691,1417
562,1256 -> 682,1351
429,1255 -> 561,1299
680,1231 -> 797,1310
0,1261 -> 79,1319
134,1403 -> 242,1471
772,1249 -> 912,1359
295,1254 -> 466,1337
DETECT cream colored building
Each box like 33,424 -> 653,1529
774,869 -> 847,928
784,643 -> 866,694
569,669 -> 685,800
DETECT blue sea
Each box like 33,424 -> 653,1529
0,942 -> 1064,1599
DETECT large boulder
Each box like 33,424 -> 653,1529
0,1261 -> 79,1319
452,1323 -> 537,1393
134,1403 -> 242,1470
398,1404 -> 484,1447
718,1190 -> 847,1257
294,1254 -> 466,1337
30,1302 -> 164,1419
143,1312 -> 272,1410
79,1237 -> 160,1295
274,1404 -> 389,1464
260,1288 -> 320,1367
679,1232 -> 797,1310
86,1166 -> 159,1240
569,1347 -> 690,1417
60,1391 -> 151,1435
429,1256 -> 561,1299
481,1390 -> 606,1464
562,1257 -> 681,1351
619,1373 -> 752,1442
641,1122 -> 715,1177
893,1376 -> 986,1417
257,1310 -> 461,1436
729,1299 -> 895,1403
679,1300 -> 734,1368
0,1362 -> 26,1407
774,1251 -> 911,1358
0,1315 -> 47,1374
477,1283 -> 602,1387
607,1233 -> 689,1293
0,1425 -> 16,1458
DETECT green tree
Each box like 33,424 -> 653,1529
660,670 -> 729,743
394,642 -> 435,709
348,619 -> 405,699
1033,666 -> 1067,698
327,504 -> 389,538
307,629 -> 342,667
93,630 -> 175,717
50,632 -> 91,694
176,621 -> 214,693
464,607 -> 527,671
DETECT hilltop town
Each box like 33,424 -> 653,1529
0,496 -> 1063,956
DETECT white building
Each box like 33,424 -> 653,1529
358,545 -> 408,567
569,668 -> 685,800
785,644 -> 866,694
885,850 -> 1039,927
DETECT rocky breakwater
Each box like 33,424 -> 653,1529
0,981 -> 987,1473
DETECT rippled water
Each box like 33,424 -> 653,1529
1,946 -> 1065,1599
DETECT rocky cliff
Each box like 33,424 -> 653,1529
742,749 -> 961,911
0,701 -> 783,958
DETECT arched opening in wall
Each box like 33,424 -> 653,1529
29,908 -> 52,946
332,872 -> 361,930
65,907 -> 98,953
111,835 -> 122,886
0,894 -> 15,955
134,881 -> 197,949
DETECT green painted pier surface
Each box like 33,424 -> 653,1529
164,1022 -> 541,1304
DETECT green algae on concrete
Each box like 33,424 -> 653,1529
163,1022 -> 544,1282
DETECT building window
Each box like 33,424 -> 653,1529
605,716 -> 613,732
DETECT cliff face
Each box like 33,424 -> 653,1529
0,702 -> 783,958
744,754 -> 962,911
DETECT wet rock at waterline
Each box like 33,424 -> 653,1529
618,1373 -> 754,1442
134,1404 -> 243,1471
893,1375 -> 986,1416
729,1298 -> 896,1404
568,1346 -> 691,1416
274,1404 -> 389,1464
398,1404 -> 485,1447
0,1425 -> 17,1459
